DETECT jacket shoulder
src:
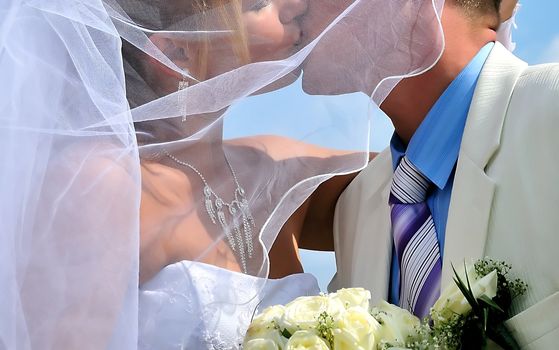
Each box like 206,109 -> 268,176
515,63 -> 559,102
509,62 -> 559,127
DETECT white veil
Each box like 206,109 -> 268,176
0,0 -> 444,348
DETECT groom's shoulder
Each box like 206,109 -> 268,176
514,62 -> 559,102
517,61 -> 559,87
510,61 -> 559,123
492,44 -> 559,100
500,61 -> 559,152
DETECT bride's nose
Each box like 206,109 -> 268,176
278,0 -> 308,24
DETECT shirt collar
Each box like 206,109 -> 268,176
390,42 -> 494,189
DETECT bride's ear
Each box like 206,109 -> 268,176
147,33 -> 201,81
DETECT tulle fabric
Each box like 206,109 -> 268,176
0,2 -> 139,349
0,0 -> 444,348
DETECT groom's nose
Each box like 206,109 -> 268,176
279,0 -> 308,24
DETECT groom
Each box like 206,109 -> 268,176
330,0 -> 559,346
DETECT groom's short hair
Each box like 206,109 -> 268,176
453,0 -> 502,21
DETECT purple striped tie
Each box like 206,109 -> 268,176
389,156 -> 442,318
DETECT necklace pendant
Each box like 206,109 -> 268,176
233,216 -> 247,273
163,149 -> 256,273
217,206 -> 236,253
215,198 -> 224,210
241,198 -> 256,227
242,213 -> 254,259
204,186 -> 217,224
236,187 -> 246,198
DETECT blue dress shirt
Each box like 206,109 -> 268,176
388,43 -> 494,305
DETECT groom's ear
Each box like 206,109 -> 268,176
499,0 -> 518,22
450,0 -> 502,29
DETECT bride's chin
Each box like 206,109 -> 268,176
249,44 -> 298,63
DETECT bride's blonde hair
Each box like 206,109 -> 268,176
121,0 -> 250,82
193,0 -> 250,79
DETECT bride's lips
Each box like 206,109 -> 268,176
275,21 -> 304,52
286,0 -> 308,47
294,30 -> 303,47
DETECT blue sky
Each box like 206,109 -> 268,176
299,1 -> 559,291
514,2 -> 559,64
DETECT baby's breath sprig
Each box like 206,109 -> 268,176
474,258 -> 511,278
316,312 -> 335,348
474,258 -> 528,300
404,312 -> 466,350
474,257 -> 528,321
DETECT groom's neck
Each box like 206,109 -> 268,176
380,63 -> 458,145
380,4 -> 497,145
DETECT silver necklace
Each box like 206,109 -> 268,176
163,149 -> 255,273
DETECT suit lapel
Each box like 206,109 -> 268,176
441,43 -> 527,286
363,179 -> 392,303
335,149 -> 393,302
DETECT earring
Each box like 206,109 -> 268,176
178,75 -> 189,122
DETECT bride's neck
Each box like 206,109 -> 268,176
164,114 -> 231,183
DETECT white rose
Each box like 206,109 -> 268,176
329,288 -> 371,311
244,338 -> 281,350
253,305 -> 286,327
244,306 -> 287,347
332,307 -> 381,350
244,328 -> 287,349
432,264 -> 498,322
285,330 -> 330,350
281,295 -> 345,333
371,301 -> 420,346
244,325 -> 287,348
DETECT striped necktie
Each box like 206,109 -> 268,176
389,156 -> 442,318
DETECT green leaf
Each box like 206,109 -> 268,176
463,262 -> 482,314
281,329 -> 292,339
464,263 -> 473,294
452,264 -> 479,310
483,307 -> 489,333
478,295 -> 505,313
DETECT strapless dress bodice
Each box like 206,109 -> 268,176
138,260 -> 320,349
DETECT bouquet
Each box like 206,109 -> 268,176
242,258 -> 527,350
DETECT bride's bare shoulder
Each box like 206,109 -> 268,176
42,142 -> 139,224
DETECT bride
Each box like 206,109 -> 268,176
0,0 -> 445,349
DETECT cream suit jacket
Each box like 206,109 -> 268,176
330,43 -> 559,348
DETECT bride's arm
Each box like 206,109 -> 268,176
231,136 -> 374,276
297,150 -> 377,251
243,135 -> 376,251
297,172 -> 360,251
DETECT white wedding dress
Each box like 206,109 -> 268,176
138,261 -> 320,349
